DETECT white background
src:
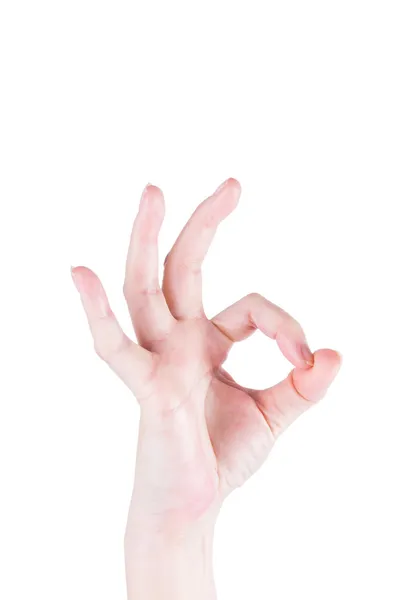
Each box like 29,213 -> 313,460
1,1 -> 399,598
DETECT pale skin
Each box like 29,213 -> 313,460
71,177 -> 342,599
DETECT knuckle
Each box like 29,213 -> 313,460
124,282 -> 162,300
247,292 -> 264,302
93,335 -> 129,363
166,256 -> 201,276
139,286 -> 162,297
93,340 -> 110,362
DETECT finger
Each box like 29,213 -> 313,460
71,266 -> 155,398
212,293 -> 314,369
123,184 -> 175,348
163,178 -> 241,319
251,349 -> 342,437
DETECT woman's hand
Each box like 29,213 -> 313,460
71,177 -> 341,527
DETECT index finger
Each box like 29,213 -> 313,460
212,292 -> 315,369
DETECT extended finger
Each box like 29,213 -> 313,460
251,349 -> 342,437
162,178 -> 241,319
212,292 -> 314,369
72,266 -> 155,399
124,184 -> 175,348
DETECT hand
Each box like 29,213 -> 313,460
71,178 -> 341,526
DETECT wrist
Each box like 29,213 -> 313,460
124,509 -> 218,600
130,406 -> 221,522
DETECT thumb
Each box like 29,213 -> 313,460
292,348 -> 342,402
253,349 -> 342,437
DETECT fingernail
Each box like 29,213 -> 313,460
139,183 -> 152,208
70,266 -> 79,290
299,343 -> 314,367
214,179 -> 230,194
